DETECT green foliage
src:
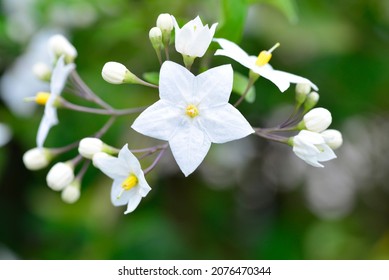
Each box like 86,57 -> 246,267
232,72 -> 256,103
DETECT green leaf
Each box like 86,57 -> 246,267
216,0 -> 249,43
142,72 -> 159,85
232,72 -> 256,103
250,0 -> 298,23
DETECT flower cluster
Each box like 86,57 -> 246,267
23,13 -> 342,214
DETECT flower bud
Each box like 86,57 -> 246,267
78,137 -> 104,159
48,34 -> 77,63
156,13 -> 173,45
46,162 -> 75,191
61,180 -> 81,204
302,107 -> 332,132
149,27 -> 163,49
23,148 -> 52,170
295,83 -> 311,104
101,62 -> 140,84
304,91 -> 320,111
0,123 -> 11,147
32,63 -> 52,81
321,129 -> 343,149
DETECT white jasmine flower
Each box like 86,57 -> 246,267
78,137 -> 104,159
46,161 -> 75,191
303,107 -> 332,132
48,34 -> 77,63
23,147 -> 52,170
292,130 -> 336,167
213,38 -> 318,92
321,129 -> 343,150
172,15 -> 217,58
0,123 -> 11,147
36,55 -> 75,148
132,61 -> 254,176
93,144 -> 151,214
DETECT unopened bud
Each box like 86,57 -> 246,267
61,180 -> 81,204
295,83 -> 311,104
156,13 -> 173,45
78,137 -> 104,159
301,107 -> 332,132
32,63 -> 52,81
48,34 -> 77,63
149,27 -> 163,50
23,147 -> 52,170
46,162 -> 75,191
102,62 -> 141,85
304,91 -> 320,111
321,129 -> 343,149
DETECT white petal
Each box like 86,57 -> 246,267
169,120 -> 211,176
131,100 -> 183,141
213,38 -> 250,63
316,144 -> 337,162
193,64 -> 233,107
118,144 -> 142,174
124,192 -> 143,214
36,106 -> 58,148
188,23 -> 218,57
94,155 -> 128,179
198,104 -> 254,143
50,56 -> 75,96
111,181 -> 136,206
159,61 -> 194,105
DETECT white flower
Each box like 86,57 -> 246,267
93,144 -> 151,214
303,107 -> 332,132
23,147 -> 52,170
46,162 -> 75,191
321,129 -> 343,150
292,130 -> 336,167
0,123 -> 11,147
78,137 -> 104,159
36,55 -> 75,148
213,38 -> 318,92
48,34 -> 77,63
132,61 -> 254,176
172,15 -> 218,58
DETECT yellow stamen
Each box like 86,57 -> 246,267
35,92 -> 51,105
255,42 -> 280,67
117,174 -> 138,199
186,104 -> 199,118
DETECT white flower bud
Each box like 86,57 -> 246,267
303,107 -> 332,132
46,162 -> 75,191
321,129 -> 343,149
101,62 -> 139,84
156,13 -> 173,33
149,27 -> 162,49
48,34 -> 77,63
295,83 -> 311,104
61,180 -> 81,204
304,91 -> 320,111
23,148 -> 52,170
32,63 -> 52,81
78,137 -> 104,159
0,123 -> 11,147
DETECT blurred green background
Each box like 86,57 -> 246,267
1,0 -> 389,259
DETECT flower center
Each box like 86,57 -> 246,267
35,92 -> 51,105
255,42 -> 280,67
121,174 -> 138,190
186,104 -> 199,118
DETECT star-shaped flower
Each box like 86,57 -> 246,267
36,55 -> 75,148
172,15 -> 218,58
213,38 -> 318,92
132,61 -> 254,176
292,130 -> 336,167
93,144 -> 151,214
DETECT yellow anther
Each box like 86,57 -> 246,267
121,174 -> 138,191
255,42 -> 280,67
35,92 -> 51,105
186,104 -> 199,118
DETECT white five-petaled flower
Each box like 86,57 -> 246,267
292,130 -> 336,168
172,15 -> 218,58
93,144 -> 151,214
213,38 -> 318,93
132,61 -> 254,176
36,55 -> 75,148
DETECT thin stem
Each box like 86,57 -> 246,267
143,147 -> 167,175
94,117 -> 116,138
51,141 -> 80,155
234,79 -> 255,107
254,128 -> 289,144
60,99 -> 146,116
131,143 -> 168,154
279,103 -> 302,128
70,71 -> 113,110
75,160 -> 91,181
164,43 -> 170,60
